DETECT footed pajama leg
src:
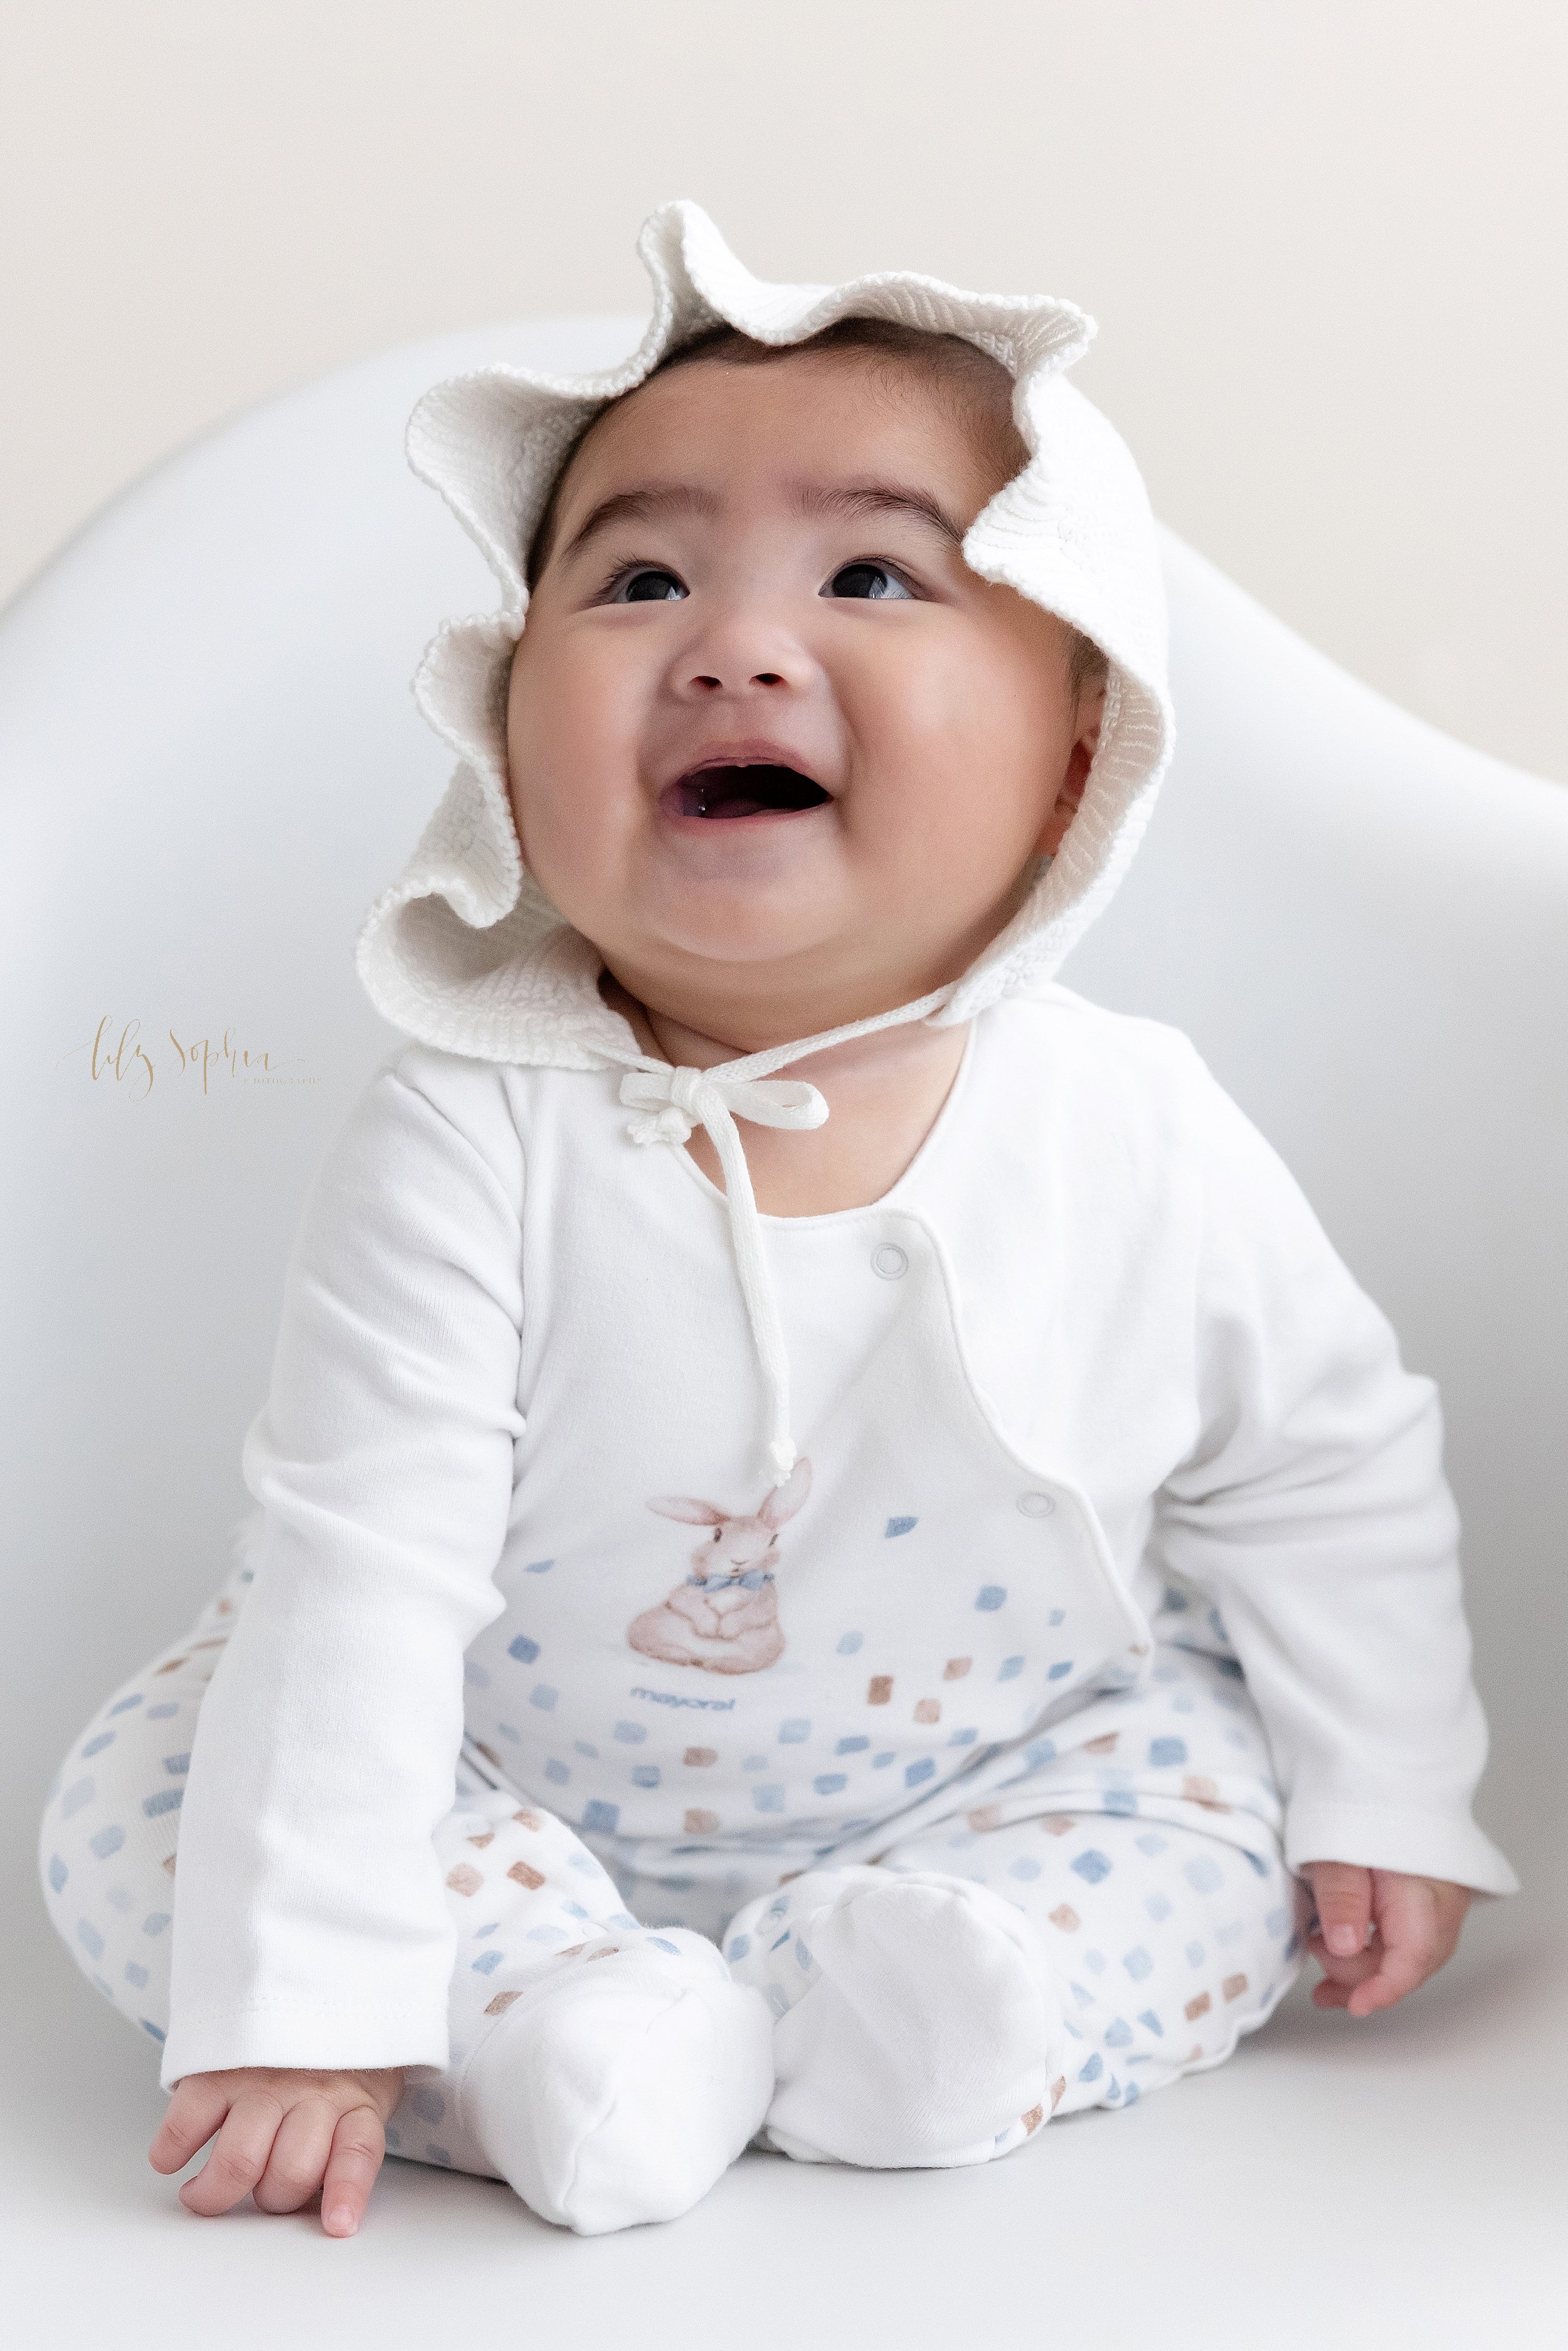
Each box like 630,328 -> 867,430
39,1568 -> 773,2237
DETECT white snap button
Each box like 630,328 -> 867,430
1017,1491 -> 1056,1518
871,1243 -> 908,1280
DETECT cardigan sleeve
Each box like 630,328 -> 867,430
1152,1048 -> 1518,1897
161,1050 -> 526,2086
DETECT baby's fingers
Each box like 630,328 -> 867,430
1342,1935 -> 1434,2019
320,2103 -> 387,2237
252,2096 -> 337,2216
149,2077 -> 231,2175
179,2091 -> 286,2217
1305,1859 -> 1372,1961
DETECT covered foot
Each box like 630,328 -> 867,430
726,1867 -> 1063,2168
458,1930 -> 774,2234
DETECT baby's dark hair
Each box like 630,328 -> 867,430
525,315 -> 1108,701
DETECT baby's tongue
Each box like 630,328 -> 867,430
677,765 -> 829,819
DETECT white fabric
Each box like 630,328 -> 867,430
458,1932 -> 773,2234
734,1868 -> 1064,2169
141,992 -> 1515,2086
612,987 -> 951,1478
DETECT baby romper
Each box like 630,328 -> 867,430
40,990 -> 1513,2210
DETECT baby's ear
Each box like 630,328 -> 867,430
649,1496 -> 726,1526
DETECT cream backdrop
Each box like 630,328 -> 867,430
2,0 -> 1565,783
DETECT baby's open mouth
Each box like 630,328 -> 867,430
663,765 -> 832,820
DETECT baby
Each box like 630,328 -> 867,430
40,201 -> 1517,2239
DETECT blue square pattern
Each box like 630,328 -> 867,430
836,1735 -> 869,1755
582,1799 -> 620,1834
1071,1849 -> 1112,1885
753,1783 -> 787,1813
613,1721 -> 647,1744
631,1764 -> 660,1788
1148,1736 -> 1188,1768
885,1517 -> 918,1538
778,1719 -> 810,1744
1122,1945 -> 1154,1982
507,1634 -> 539,1665
975,1585 -> 1007,1612
530,1685 -> 558,1712
544,1759 -> 569,1786
904,1758 -> 936,1788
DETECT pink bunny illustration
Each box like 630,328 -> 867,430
627,1457 -> 812,1675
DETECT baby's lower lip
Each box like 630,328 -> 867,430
660,765 -> 833,822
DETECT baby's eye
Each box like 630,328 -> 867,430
611,566 -> 687,603
823,562 -> 914,602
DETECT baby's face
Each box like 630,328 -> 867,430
506,350 -> 1101,1032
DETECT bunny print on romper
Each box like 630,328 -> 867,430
627,1458 -> 812,1675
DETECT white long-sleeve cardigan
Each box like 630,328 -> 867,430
162,984 -> 1516,2084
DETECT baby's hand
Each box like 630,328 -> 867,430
149,2066 -> 406,2236
1300,1860 -> 1471,2018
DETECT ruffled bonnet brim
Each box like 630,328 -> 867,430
354,199 -> 1174,1067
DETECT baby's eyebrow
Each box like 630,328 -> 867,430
793,482 -> 966,547
558,483 -> 720,561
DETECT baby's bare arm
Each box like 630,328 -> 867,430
1300,1860 -> 1471,2018
149,2066 -> 406,2236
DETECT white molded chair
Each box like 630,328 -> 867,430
4,318 -> 1565,2350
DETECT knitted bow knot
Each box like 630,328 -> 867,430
620,1064 -> 827,1148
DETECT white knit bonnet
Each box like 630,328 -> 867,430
355,198 -> 1173,1066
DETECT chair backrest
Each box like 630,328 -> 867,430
4,318 -> 1564,1897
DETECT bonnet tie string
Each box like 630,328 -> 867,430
603,985 -> 956,1489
